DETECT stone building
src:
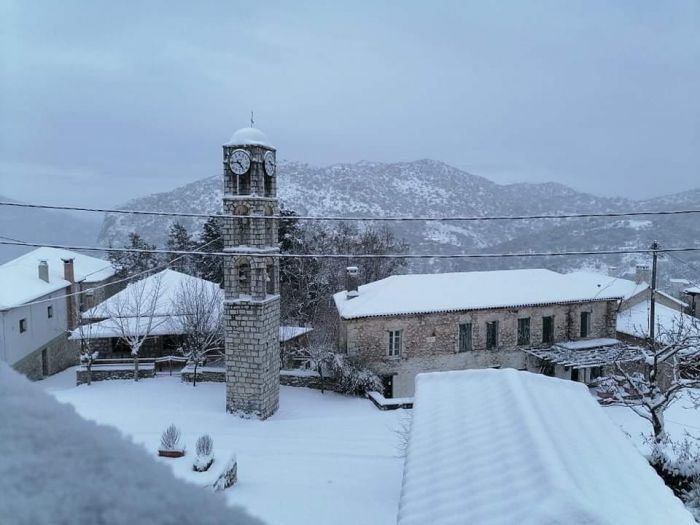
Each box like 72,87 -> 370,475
0,247 -> 117,379
334,268 -> 625,398
222,127 -> 280,418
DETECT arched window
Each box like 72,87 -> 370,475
234,205 -> 250,246
238,261 -> 251,296
266,263 -> 275,295
239,171 -> 251,195
264,174 -> 273,197
264,206 -> 274,246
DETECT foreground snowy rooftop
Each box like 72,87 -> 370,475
0,364 -> 261,525
334,269 -> 624,320
0,247 -> 115,309
397,369 -> 694,525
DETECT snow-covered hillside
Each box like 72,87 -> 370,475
97,159 -> 700,278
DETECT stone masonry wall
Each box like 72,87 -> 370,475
13,332 -> 77,380
342,299 -> 618,397
224,297 -> 280,418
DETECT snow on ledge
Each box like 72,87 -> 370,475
224,127 -> 275,149
367,391 -> 413,410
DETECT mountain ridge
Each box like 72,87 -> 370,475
96,159 -> 700,279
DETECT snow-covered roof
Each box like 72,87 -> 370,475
334,269 -> 624,320
0,247 -> 115,310
0,363 -> 264,525
279,326 -> 312,343
524,339 -> 643,369
224,127 -> 274,148
617,300 -> 700,342
72,318 -> 305,342
685,286 -> 700,295
83,269 -> 222,319
397,369 -> 694,525
70,315 -> 186,340
565,271 -> 648,301
567,271 -> 688,308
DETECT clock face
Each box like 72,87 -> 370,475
264,151 -> 276,177
229,149 -> 251,175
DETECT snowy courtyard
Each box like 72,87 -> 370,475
42,369 -> 405,525
40,368 -> 700,524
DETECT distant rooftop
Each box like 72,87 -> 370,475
334,269 -> 624,320
0,247 -> 115,310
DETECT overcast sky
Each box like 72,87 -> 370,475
1,1 -> 698,208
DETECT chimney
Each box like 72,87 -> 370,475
635,264 -> 650,285
685,290 -> 700,319
607,266 -> 618,277
346,266 -> 359,299
62,258 -> 75,284
38,260 -> 49,283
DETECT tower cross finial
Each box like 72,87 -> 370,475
250,110 -> 254,128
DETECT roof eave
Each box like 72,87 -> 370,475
340,296 -> 623,321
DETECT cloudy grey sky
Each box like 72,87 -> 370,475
1,0 -> 698,208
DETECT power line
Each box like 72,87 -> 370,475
11,236 -> 223,310
2,199 -> 700,223
2,238 -> 700,260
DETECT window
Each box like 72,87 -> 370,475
580,312 -> 591,338
517,318 -> 531,346
486,321 -> 499,349
19,318 -> 27,333
542,316 -> 554,344
388,330 -> 402,357
47,305 -> 53,319
458,323 -> 472,352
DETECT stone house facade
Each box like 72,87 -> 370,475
334,269 -> 624,398
339,299 -> 618,398
0,248 -> 117,380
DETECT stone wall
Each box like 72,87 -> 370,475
224,296 -> 280,418
279,370 -> 342,392
76,366 -> 155,385
13,332 -> 78,380
181,368 -> 226,383
341,300 -> 618,397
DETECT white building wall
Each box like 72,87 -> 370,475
0,289 -> 67,366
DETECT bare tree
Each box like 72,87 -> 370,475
73,312 -> 99,386
291,328 -> 336,393
105,273 -> 165,381
175,277 -> 224,386
597,315 -> 700,443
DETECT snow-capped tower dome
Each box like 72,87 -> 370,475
224,127 -> 274,149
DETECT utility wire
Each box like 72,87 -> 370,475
10,236 -> 222,310
2,200 -> 700,223
2,238 -> 700,260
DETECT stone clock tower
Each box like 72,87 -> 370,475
222,127 -> 280,419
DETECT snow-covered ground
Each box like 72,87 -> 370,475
42,368 -> 405,525
604,392 -> 700,452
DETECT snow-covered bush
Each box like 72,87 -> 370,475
213,454 -> 238,491
682,476 -> 700,522
193,434 -> 214,472
160,424 -> 184,452
331,354 -> 382,396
